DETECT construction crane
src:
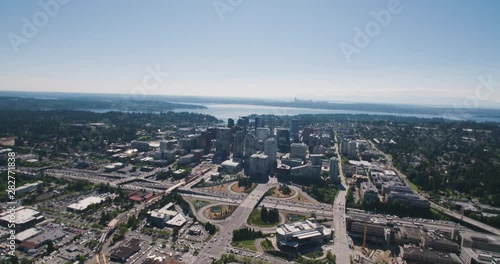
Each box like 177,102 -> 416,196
362,217 -> 368,255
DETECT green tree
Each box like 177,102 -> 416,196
260,206 -> 268,222
46,240 -> 56,255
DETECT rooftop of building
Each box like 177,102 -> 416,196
67,196 -> 105,211
15,181 -> 43,191
16,227 -> 43,242
250,153 -> 268,159
460,230 -> 500,246
111,238 -> 143,260
0,207 -> 43,224
221,160 -> 240,167
276,218 -> 331,238
403,247 -> 459,261
166,214 -> 187,227
28,229 -> 65,246
388,192 -> 426,201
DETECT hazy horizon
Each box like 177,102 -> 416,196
1,1 -> 499,107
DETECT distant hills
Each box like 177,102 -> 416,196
0,96 -> 206,112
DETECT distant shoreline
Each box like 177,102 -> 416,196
1,91 -> 499,122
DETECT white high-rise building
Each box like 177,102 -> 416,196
264,138 -> 277,167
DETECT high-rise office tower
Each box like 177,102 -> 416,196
256,128 -> 270,141
290,142 -> 308,160
215,127 -> 231,158
347,140 -> 358,158
244,133 -> 258,159
264,138 -> 278,167
329,157 -> 339,182
237,118 -> 244,127
268,117 -> 276,137
302,127 -> 314,144
290,119 -> 300,143
321,134 -> 330,147
227,118 -> 235,128
242,116 -> 250,127
254,116 -> 264,131
233,131 -> 245,158
310,154 -> 323,166
341,138 -> 349,155
248,153 -> 269,178
276,128 -> 291,153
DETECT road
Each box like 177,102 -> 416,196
188,181 -> 273,264
331,140 -> 353,264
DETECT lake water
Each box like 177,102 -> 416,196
171,103 -> 450,121
91,103 -> 500,123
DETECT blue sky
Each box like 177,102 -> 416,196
1,0 -> 499,106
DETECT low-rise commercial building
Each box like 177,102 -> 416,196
402,247 -> 461,264
131,140 -> 150,152
386,192 -> 430,209
148,202 -> 187,228
381,182 -> 413,196
19,228 -> 65,252
221,159 -> 240,173
179,154 -> 195,165
290,165 -> 321,180
104,162 -> 125,172
110,238 -> 143,263
67,196 -> 105,212
276,219 -> 332,252
15,181 -> 43,195
460,230 -> 500,254
460,247 -> 500,264
360,182 -> 379,202
0,207 -> 44,231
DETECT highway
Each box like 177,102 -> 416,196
429,202 -> 500,236
45,168 -> 174,190
181,192 -> 336,219
331,140 -> 353,264
347,208 -> 461,232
